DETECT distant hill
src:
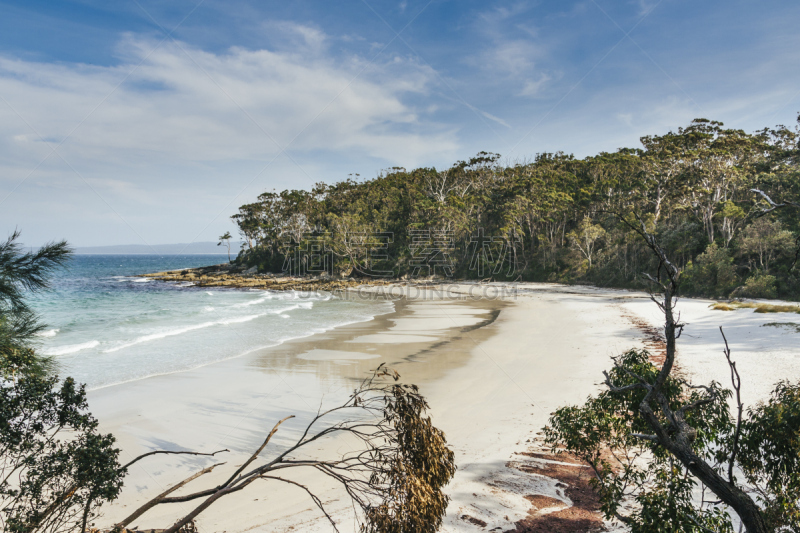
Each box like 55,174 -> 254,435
74,241 -> 244,255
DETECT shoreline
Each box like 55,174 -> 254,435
90,289 -> 511,531
87,282 -> 800,532
89,283 -> 646,532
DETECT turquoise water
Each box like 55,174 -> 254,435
29,255 -> 392,390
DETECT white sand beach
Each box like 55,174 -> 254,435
88,283 -> 800,532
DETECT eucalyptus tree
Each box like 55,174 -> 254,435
228,116 -> 799,297
545,197 -> 800,532
217,231 -> 232,261
113,366 -> 456,533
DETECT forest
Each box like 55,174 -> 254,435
231,117 -> 800,300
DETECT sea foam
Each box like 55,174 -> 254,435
103,314 -> 264,353
42,340 -> 100,356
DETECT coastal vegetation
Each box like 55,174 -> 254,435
545,203 -> 800,532
4,114 -> 800,532
0,231 -> 123,533
232,117 -> 800,300
217,231 -> 233,262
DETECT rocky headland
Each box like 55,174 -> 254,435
139,263 -> 393,292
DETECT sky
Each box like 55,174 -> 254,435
0,0 -> 799,247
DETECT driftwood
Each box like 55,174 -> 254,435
103,365 -> 455,533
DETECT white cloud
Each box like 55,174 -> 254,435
0,30 -> 462,246
261,21 -> 328,53
488,40 -> 539,76
519,73 -> 552,97
470,5 -> 553,100
0,30 -> 458,176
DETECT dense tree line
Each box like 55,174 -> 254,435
233,117 -> 800,299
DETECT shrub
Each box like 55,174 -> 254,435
739,381 -> 800,530
731,272 -> 778,299
0,374 -> 124,533
681,243 -> 738,297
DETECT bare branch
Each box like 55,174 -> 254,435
260,476 -> 340,532
720,327 -> 744,485
120,449 -> 228,471
603,369 -> 650,393
110,367 -> 455,533
750,188 -> 800,217
115,463 -> 225,529
219,415 -> 294,489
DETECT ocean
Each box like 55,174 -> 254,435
29,255 -> 392,390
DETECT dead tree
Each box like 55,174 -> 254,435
607,214 -> 770,533
109,365 -> 455,533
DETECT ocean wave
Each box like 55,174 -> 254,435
218,314 -> 263,325
234,294 -> 272,307
87,343 -> 276,391
83,299 -> 395,390
268,301 -> 314,314
42,340 -> 100,356
103,314 -> 264,353
36,328 -> 60,338
234,291 -> 322,310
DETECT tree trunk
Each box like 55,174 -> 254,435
662,425 -> 769,533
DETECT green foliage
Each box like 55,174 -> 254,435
732,272 -> 778,299
217,231 -> 233,261
567,217 -> 606,269
0,375 -> 123,533
0,230 -> 124,533
231,117 -> 800,298
737,217 -> 795,272
0,230 -> 71,316
681,243 -> 739,297
545,349 -> 735,531
739,381 -> 800,530
0,231 -> 71,377
547,349 -> 800,531
0,312 -> 54,378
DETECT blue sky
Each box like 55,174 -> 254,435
1,0 -> 798,247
